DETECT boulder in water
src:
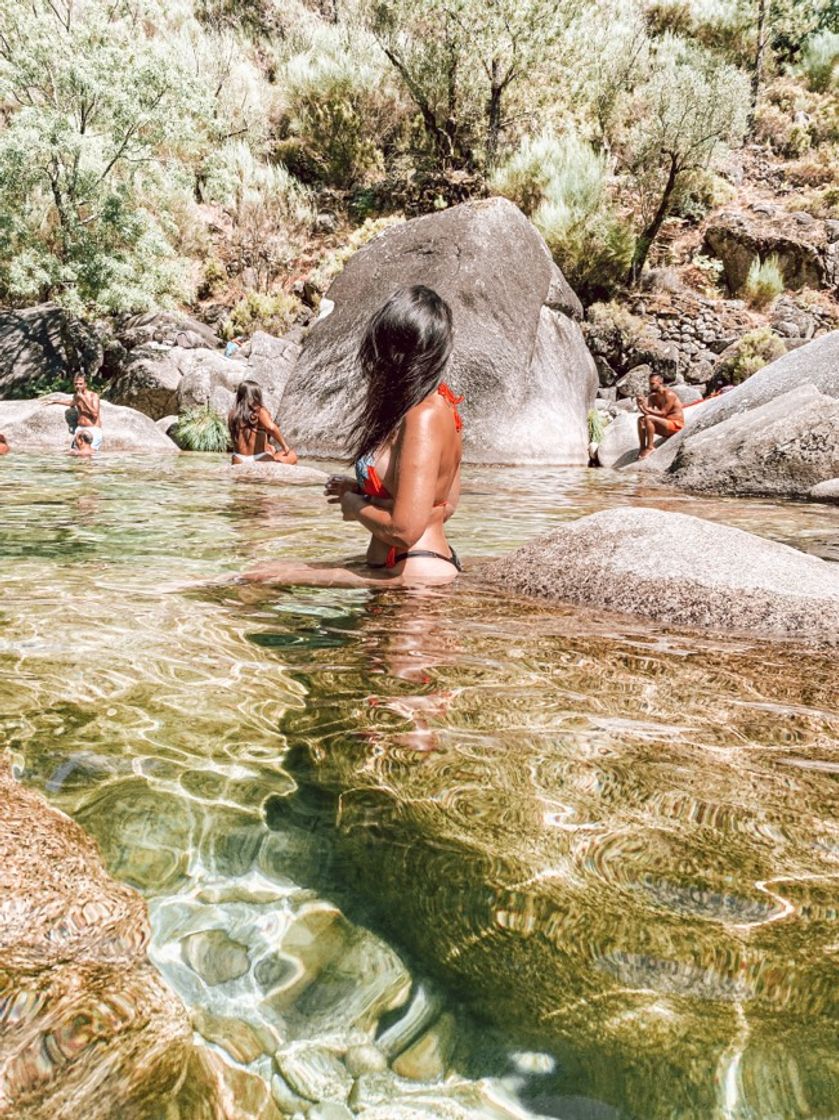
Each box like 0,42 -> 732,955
0,398 -> 178,453
278,197 -> 597,464
665,331 -> 839,497
480,506 -> 839,645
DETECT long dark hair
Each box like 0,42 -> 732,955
347,285 -> 453,462
229,379 -> 263,438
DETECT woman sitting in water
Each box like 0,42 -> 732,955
229,380 -> 298,465
246,285 -> 463,587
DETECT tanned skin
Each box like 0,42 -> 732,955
636,373 -> 684,460
57,374 -> 101,430
229,405 -> 297,464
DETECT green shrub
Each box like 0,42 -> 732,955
223,290 -> 301,340
172,405 -> 230,453
491,131 -> 634,300
587,408 -> 607,445
800,30 -> 839,92
714,327 -> 787,387
742,255 -> 785,309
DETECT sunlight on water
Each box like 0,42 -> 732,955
0,453 -> 837,1120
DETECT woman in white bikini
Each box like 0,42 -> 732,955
229,381 -> 297,465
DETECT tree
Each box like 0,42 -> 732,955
364,0 -> 578,171
0,0 -> 205,311
622,40 -> 749,282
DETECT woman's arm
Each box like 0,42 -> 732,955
257,407 -> 292,454
341,404 -> 442,550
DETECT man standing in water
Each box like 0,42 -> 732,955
57,374 -> 103,451
636,372 -> 684,460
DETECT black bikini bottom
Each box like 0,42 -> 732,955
368,547 -> 462,572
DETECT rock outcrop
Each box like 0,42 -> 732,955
110,332 -> 300,421
278,197 -> 598,465
0,761 -> 196,1119
0,398 -> 178,453
664,330 -> 839,496
0,304 -> 103,397
480,507 -> 839,645
705,209 -> 839,293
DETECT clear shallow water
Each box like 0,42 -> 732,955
1,454 -> 837,1119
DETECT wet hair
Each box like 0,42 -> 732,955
347,285 -> 453,463
76,430 -> 93,445
229,380 -> 264,439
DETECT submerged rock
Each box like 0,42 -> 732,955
231,461 -> 328,486
480,507 -> 839,645
0,761 -> 201,1118
0,397 -> 178,453
278,197 -> 597,465
811,477 -> 839,502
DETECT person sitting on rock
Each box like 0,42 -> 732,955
636,373 -> 684,460
242,285 -> 463,588
70,429 -> 95,457
0,434 -> 9,456
55,374 -> 103,451
229,380 -> 298,465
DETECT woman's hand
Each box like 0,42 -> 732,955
339,491 -> 365,521
325,475 -> 359,500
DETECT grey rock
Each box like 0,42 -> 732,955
376,983 -> 442,1059
0,397 -> 178,453
672,384 -> 703,405
110,348 -> 182,419
344,1043 -> 388,1077
180,928 -> 250,986
705,214 -> 827,293
825,220 -> 839,242
308,1105 -> 353,1120
0,303 -> 103,396
278,198 -> 597,465
481,507 -> 839,645
614,364 -> 653,400
117,311 -> 219,351
669,383 -> 839,498
810,478 -> 839,502
175,348 -> 250,417
156,414 -> 178,437
275,1044 -> 353,1103
596,386 -> 617,401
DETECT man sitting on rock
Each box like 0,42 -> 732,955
56,374 -> 103,451
636,373 -> 684,460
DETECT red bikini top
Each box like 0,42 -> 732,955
356,382 -> 463,499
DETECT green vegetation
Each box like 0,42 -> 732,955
742,254 -> 785,308
714,326 -> 787,385
1,0 -> 837,322
587,408 -> 607,445
172,405 -> 231,452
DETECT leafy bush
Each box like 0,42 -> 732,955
276,28 -> 404,189
800,30 -> 839,92
742,255 -> 785,309
491,131 -> 634,300
172,405 -> 231,452
587,408 -> 607,445
713,327 -> 787,387
223,290 -> 301,339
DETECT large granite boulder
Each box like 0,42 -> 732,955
109,348 -> 182,419
664,331 -> 839,496
278,197 -> 597,464
480,507 -> 839,645
0,761 -> 197,1118
0,304 -> 103,397
0,398 -> 178,453
114,311 -> 220,352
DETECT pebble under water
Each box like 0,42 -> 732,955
0,454 -> 837,1120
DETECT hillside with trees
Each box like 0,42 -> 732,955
0,0 -> 837,350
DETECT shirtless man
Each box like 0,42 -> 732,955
57,374 -> 104,451
636,373 -> 684,460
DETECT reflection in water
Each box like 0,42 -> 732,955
0,454 -> 837,1119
